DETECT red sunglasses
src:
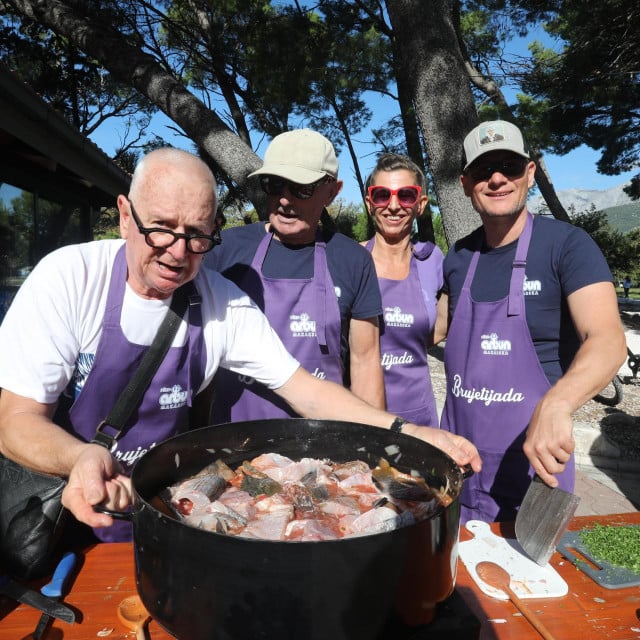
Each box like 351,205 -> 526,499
367,185 -> 422,208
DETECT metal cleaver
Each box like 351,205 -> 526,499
515,474 -> 581,566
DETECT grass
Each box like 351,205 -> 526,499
617,287 -> 640,300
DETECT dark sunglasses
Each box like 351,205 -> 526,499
467,158 -> 529,182
260,175 -> 333,200
367,185 -> 422,208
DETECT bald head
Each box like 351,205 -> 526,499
118,148 -> 220,299
129,148 -> 218,218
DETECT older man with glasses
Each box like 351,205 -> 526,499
436,120 -> 626,524
0,147 -> 481,552
205,128 -> 386,423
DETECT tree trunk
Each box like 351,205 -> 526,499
391,42 -> 436,242
531,155 -> 571,222
385,0 -> 480,245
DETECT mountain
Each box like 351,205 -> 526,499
528,181 -> 640,232
600,202 -> 640,234
528,182 -> 633,215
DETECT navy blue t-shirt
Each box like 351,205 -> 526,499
443,215 -> 613,384
204,222 -> 382,372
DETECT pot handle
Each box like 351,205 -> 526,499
461,464 -> 474,479
92,504 -> 133,521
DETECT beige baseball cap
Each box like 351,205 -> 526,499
248,129 -> 339,184
463,120 -> 529,171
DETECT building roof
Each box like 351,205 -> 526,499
0,63 -> 130,207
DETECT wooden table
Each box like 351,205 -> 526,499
457,512 -> 640,640
0,512 -> 638,639
0,542 -> 173,640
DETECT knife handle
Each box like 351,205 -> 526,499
41,552 -> 77,599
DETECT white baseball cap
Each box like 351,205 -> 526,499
248,129 -> 339,184
463,120 -> 529,171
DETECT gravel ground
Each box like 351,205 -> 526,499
427,308 -> 640,460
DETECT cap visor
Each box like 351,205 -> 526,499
248,164 -> 329,184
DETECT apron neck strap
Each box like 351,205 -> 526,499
507,212 -> 534,317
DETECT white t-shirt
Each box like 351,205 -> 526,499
0,240 -> 299,405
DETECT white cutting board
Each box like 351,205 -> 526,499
459,520 -> 568,599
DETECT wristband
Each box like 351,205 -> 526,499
390,417 -> 407,433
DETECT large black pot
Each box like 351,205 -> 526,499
126,419 -> 468,640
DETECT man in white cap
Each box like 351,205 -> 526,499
205,129 -> 386,422
436,120 -> 626,523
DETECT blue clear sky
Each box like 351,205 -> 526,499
92,105 -> 636,208
90,29 -> 636,208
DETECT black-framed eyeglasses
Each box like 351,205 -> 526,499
259,175 -> 334,200
367,185 -> 422,208
466,158 -> 529,183
127,199 -> 221,254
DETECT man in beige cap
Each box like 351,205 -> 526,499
205,128 -> 386,422
436,119 -> 626,523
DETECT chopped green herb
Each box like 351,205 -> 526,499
579,524 -> 640,573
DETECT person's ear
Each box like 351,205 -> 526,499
417,194 -> 428,216
364,196 -> 376,218
365,196 -> 374,216
327,180 -> 343,205
526,161 -> 536,188
460,174 -> 474,197
118,195 -> 131,239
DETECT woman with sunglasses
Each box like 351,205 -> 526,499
362,153 -> 445,428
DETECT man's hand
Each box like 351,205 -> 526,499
62,444 -> 132,528
523,397 -> 575,487
403,423 -> 482,473
523,281 -> 625,487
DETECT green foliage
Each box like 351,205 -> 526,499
0,3 -> 157,159
519,0 -> 640,188
432,211 -> 449,254
92,207 -> 120,240
349,207 -> 372,243
327,199 -> 367,239
572,207 -> 635,278
600,202 -> 640,234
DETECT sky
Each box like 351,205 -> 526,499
88,29 -> 637,209
91,102 -> 637,211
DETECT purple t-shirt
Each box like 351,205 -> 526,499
443,215 -> 613,383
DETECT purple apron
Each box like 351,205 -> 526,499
366,239 -> 439,426
61,246 -> 206,541
441,214 -> 574,523
212,231 -> 343,423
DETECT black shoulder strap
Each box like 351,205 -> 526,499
91,285 -> 191,449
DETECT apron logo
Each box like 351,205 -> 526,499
311,367 -> 326,379
289,312 -> 317,338
381,351 -> 415,371
480,332 -> 512,356
159,384 -> 188,409
524,276 -> 541,296
451,374 -> 524,406
384,305 -> 414,328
